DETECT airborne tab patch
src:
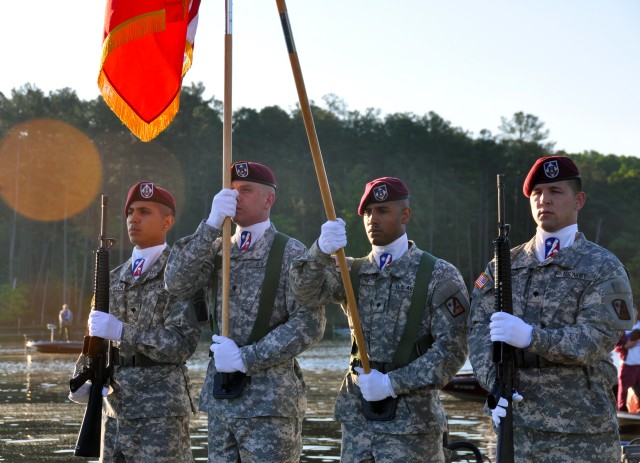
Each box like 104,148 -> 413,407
445,297 -> 465,318
474,272 -> 489,290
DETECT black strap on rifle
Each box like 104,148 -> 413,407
349,251 -> 437,366
209,232 -> 290,343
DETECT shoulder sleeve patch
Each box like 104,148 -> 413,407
432,277 -> 470,323
600,276 -> 634,330
474,272 -> 490,290
613,299 -> 631,321
445,297 -> 466,318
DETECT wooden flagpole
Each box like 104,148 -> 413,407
274,0 -> 370,373
221,0 -> 233,337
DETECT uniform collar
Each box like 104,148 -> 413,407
119,246 -> 170,284
361,241 -> 418,277
516,233 -> 587,270
233,219 -> 271,251
230,223 -> 278,260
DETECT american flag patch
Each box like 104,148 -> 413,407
474,272 -> 489,290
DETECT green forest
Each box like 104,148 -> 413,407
1,83 -> 639,331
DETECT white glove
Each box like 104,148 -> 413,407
491,392 -> 523,427
491,396 -> 508,427
206,189 -> 238,229
354,367 -> 396,401
318,218 -> 347,254
210,335 -> 246,373
490,312 -> 533,348
89,311 -> 123,341
68,381 -> 109,404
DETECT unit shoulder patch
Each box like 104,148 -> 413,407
613,299 -> 631,321
445,297 -> 465,318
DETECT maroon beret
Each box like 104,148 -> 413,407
358,177 -> 410,216
522,156 -> 581,197
231,161 -> 277,189
124,181 -> 176,217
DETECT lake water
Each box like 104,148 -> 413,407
1,336 -> 634,462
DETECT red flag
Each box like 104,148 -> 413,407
98,0 -> 201,142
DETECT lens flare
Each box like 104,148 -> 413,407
0,119 -> 102,221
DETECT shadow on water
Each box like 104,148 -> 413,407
2,337 -> 635,462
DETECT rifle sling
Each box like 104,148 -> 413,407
210,232 -> 290,344
349,251 -> 437,367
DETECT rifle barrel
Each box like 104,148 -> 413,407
73,195 -> 114,458
490,174 -> 516,463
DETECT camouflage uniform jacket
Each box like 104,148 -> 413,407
468,233 -> 634,434
164,221 -> 325,418
290,241 -> 469,435
75,247 -> 200,420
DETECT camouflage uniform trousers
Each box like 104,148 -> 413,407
341,423 -> 447,463
512,425 -> 621,463
206,415 -> 302,463
102,413 -> 192,462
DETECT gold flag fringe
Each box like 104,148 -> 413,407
100,10 -> 166,69
98,69 -> 180,142
98,8 -> 193,142
183,40 -> 194,76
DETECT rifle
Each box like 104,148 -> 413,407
486,174 -> 516,463
69,195 -> 116,457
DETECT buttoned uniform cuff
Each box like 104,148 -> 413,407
387,371 -> 404,396
309,240 -> 338,268
523,326 -> 548,355
199,219 -> 222,240
239,345 -> 257,376
385,373 -> 398,398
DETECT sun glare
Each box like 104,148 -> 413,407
0,119 -> 102,221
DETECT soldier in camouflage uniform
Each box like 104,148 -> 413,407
290,177 -> 469,463
468,156 -> 635,462
164,161 -> 325,463
69,181 -> 200,462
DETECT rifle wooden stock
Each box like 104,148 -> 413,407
73,195 -> 115,457
488,174 -> 515,463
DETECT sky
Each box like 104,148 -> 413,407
1,0 -> 639,157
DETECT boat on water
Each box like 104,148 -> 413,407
25,339 -> 83,354
442,372 -> 486,402
442,372 -> 640,432
24,323 -> 84,354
